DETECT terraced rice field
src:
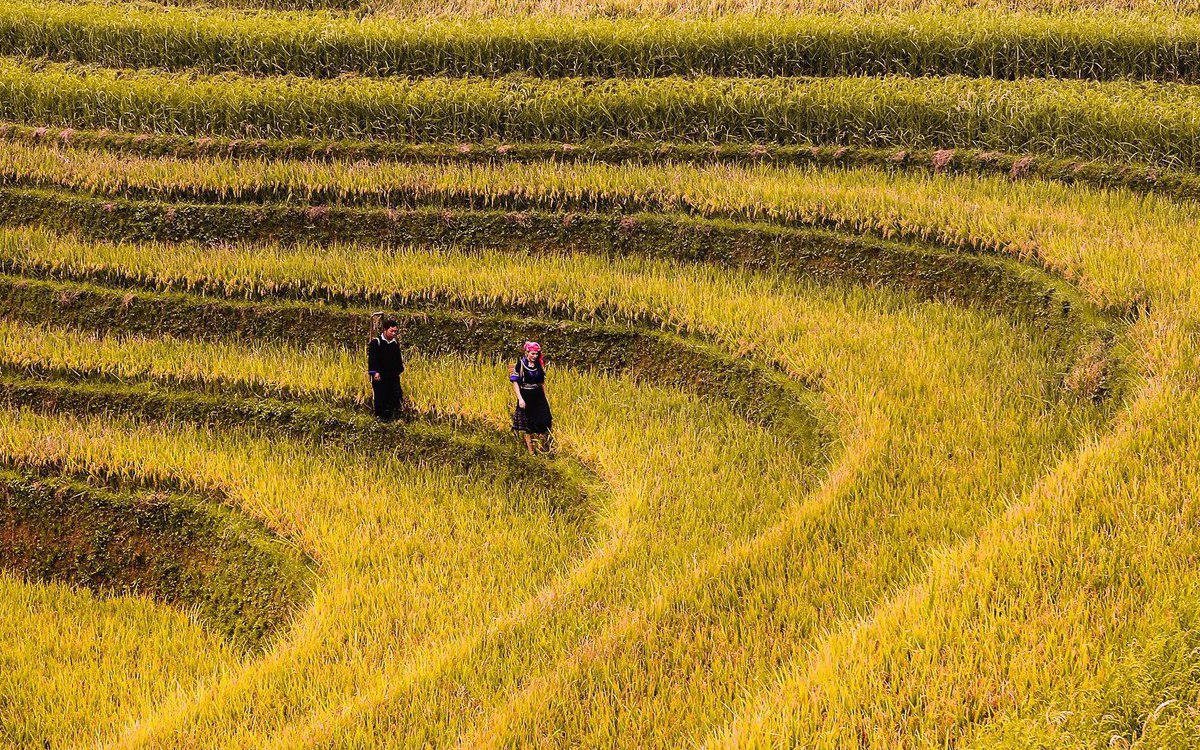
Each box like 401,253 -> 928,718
2,1 -> 1200,748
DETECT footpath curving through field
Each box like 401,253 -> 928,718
1,4 -> 1199,750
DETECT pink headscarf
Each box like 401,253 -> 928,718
522,341 -> 544,368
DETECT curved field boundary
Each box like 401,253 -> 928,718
8,3 -> 1200,82
3,125 -> 1196,202
0,274 -> 825,444
0,147 -> 1172,218
0,190 -> 1124,404
0,364 -> 594,520
0,462 -> 315,651
0,182 -> 1126,338
3,61 -> 1200,168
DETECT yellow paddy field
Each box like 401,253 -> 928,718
0,2 -> 1198,748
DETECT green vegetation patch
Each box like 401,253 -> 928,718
0,463 -> 315,651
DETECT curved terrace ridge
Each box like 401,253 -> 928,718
0,187 -> 1127,393
0,274 -> 825,443
0,365 -> 596,521
0,140 -> 1182,219
4,126 -> 1197,203
0,462 -> 315,651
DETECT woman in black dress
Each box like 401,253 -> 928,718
510,341 -> 552,455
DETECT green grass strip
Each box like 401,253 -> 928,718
6,3 -> 1200,82
3,60 -> 1200,167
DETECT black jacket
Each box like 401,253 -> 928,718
367,335 -> 405,379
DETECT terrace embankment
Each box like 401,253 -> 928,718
0,183 -> 1127,401
0,273 -> 825,442
0,365 -> 595,519
4,124 -> 1195,202
5,123 -> 1198,202
0,462 -> 314,651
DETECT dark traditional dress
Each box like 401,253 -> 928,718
511,357 -> 552,435
367,334 -> 405,421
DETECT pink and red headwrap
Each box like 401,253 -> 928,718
523,341 -> 542,354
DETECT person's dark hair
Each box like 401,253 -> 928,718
381,319 -> 399,330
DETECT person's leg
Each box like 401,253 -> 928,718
389,379 -> 402,421
372,381 -> 388,420
523,432 -> 535,455
380,378 -> 401,421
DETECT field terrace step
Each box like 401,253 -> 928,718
0,366 -> 595,521
2,60 -> 1199,168
4,125 -> 1198,202
0,461 -> 315,651
0,273 -> 826,445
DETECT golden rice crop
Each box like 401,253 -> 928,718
0,572 -> 239,750
3,60 -> 1200,166
0,226 -> 1091,746
6,2 -> 1200,81
2,145 -> 1198,313
4,0 -> 1200,742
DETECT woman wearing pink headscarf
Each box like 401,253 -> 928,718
510,341 -> 553,455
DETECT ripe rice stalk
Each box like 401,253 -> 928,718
0,222 -> 1099,745
2,60 -> 1200,168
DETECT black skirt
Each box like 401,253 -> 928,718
513,387 -> 552,434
